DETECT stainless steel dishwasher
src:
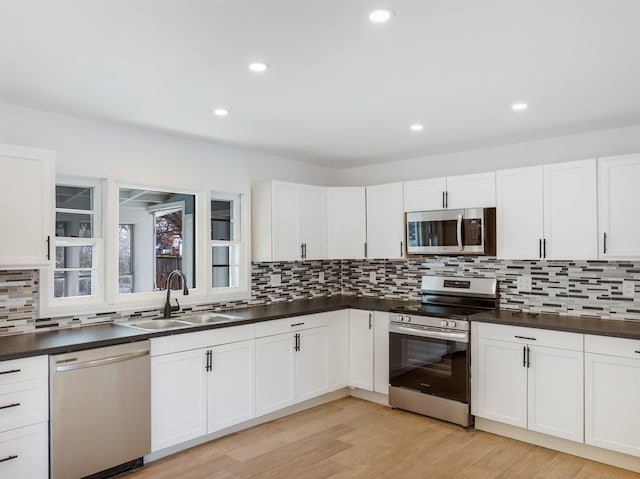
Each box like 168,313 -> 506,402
50,341 -> 151,479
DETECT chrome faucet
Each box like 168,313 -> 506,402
163,270 -> 189,319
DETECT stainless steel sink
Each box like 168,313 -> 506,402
120,319 -> 193,331
180,312 -> 243,325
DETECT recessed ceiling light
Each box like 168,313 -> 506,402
512,102 -> 528,111
213,108 -> 229,117
248,62 -> 269,73
410,123 -> 424,132
369,9 -> 394,23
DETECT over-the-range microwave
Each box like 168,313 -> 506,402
405,207 -> 496,255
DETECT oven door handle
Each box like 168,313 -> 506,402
389,324 -> 468,343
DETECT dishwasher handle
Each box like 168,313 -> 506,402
55,349 -> 149,372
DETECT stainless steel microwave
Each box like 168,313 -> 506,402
406,207 -> 496,255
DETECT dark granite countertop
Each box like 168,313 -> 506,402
5,297 -> 640,362
0,296 -> 411,361
471,309 -> 640,340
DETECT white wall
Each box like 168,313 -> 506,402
337,124 -> 640,186
0,102 -> 340,191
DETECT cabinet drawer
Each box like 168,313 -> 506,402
152,324 -> 255,356
0,422 -> 48,479
474,322 -> 583,351
255,313 -> 331,338
0,377 -> 48,432
0,356 -> 48,386
585,334 -> 640,359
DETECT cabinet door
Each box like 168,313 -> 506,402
327,187 -> 366,259
0,422 -> 48,479
255,333 -> 296,416
348,310 -> 374,391
296,327 -> 330,402
496,166 -> 544,259
598,154 -> 640,259
329,310 -> 350,390
471,337 -> 527,428
366,182 -> 404,259
298,185 -> 327,260
446,172 -> 496,209
272,182 -> 301,261
373,311 -> 389,395
151,349 -> 208,452
543,159 -> 597,260
527,345 -> 584,442
585,352 -> 640,456
0,143 -> 55,268
208,340 -> 255,433
403,177 -> 447,212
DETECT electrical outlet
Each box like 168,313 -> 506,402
270,274 -> 281,287
369,271 -> 377,284
319,272 -> 325,283
516,275 -> 532,292
622,281 -> 635,298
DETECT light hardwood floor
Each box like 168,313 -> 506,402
127,398 -> 638,479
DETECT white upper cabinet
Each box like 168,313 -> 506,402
366,182 -> 404,259
497,159 -> 597,260
327,187 -> 367,259
403,177 -> 446,212
597,154 -> 640,259
0,143 -> 55,268
403,172 -> 495,212
252,181 -> 326,262
445,172 -> 496,209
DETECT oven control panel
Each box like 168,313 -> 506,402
391,313 -> 469,331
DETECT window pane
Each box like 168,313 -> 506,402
119,188 -> 196,294
55,245 -> 94,269
55,213 -> 93,237
212,245 -> 239,288
56,185 -> 93,210
54,270 -> 93,298
211,200 -> 233,241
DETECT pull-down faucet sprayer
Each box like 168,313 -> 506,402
163,270 -> 189,319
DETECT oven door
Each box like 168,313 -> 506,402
389,323 -> 469,403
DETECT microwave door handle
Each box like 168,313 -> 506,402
457,214 -> 463,250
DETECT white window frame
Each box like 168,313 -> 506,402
42,179 -> 251,317
208,191 -> 250,300
41,177 -> 105,317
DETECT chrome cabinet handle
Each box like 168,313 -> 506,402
0,455 -> 18,464
603,233 -> 607,254
368,312 -> 372,330
400,241 -> 403,257
442,191 -> 445,208
0,402 -> 20,410
514,335 -> 537,341
290,322 -> 305,327
0,369 -> 21,375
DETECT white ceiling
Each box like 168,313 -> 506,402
1,0 -> 639,169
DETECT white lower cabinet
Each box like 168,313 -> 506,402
585,335 -> 640,456
0,355 -> 48,479
151,325 -> 255,452
329,309 -> 349,390
472,322 -> 583,442
348,310 -> 389,395
255,313 -> 331,416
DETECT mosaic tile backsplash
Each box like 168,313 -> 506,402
1,257 -> 638,335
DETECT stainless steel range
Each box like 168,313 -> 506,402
389,275 -> 497,427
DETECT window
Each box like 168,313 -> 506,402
211,195 -> 242,289
118,188 -> 196,294
53,184 -> 99,298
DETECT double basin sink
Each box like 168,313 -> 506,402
120,312 -> 244,332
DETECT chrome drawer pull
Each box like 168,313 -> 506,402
290,322 -> 305,327
514,335 -> 537,341
635,351 -> 640,354
0,402 -> 20,410
0,455 -> 18,463
0,369 -> 21,375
